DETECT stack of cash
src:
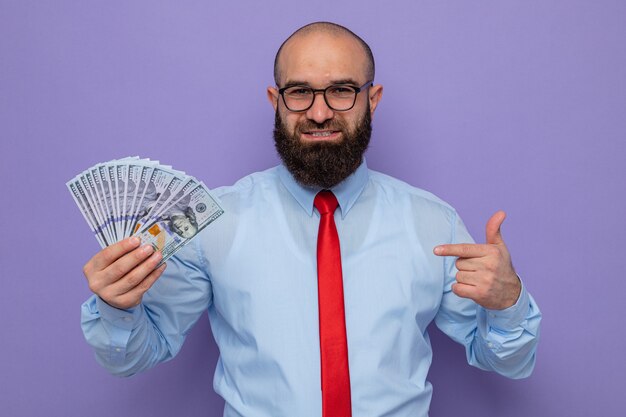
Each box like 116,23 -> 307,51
67,157 -> 224,263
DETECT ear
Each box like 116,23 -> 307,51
267,87 -> 279,111
368,84 -> 383,117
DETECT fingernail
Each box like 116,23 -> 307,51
433,246 -> 443,255
141,245 -> 154,254
130,236 -> 140,246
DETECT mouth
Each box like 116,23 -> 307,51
300,130 -> 342,142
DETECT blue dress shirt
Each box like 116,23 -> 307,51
81,161 -> 541,417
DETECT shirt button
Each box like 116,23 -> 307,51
123,316 -> 131,322
115,348 -> 122,352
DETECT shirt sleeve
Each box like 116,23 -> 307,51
80,238 -> 213,377
433,211 -> 542,379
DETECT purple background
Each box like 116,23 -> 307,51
1,1 -> 624,416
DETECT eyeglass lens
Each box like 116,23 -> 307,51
283,85 -> 358,111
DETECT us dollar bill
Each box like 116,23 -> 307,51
67,180 -> 108,248
134,182 -> 224,264
68,158 -> 224,262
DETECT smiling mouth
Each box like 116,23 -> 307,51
300,130 -> 342,142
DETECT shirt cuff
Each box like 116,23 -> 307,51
483,278 -> 531,330
95,296 -> 144,331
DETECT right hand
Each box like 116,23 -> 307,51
83,237 -> 166,310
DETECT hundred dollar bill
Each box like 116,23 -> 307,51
135,182 -> 224,264
134,176 -> 197,232
68,158 -> 223,261
142,166 -> 178,213
122,161 -> 146,237
79,171 -> 114,245
95,164 -> 116,242
97,156 -> 140,241
127,163 -> 156,237
106,164 -> 122,241
89,165 -> 113,242
67,180 -> 108,247
114,163 -> 130,240
130,165 -> 184,234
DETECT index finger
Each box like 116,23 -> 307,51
433,243 -> 490,259
86,236 -> 142,272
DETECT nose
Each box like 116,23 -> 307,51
305,91 -> 334,124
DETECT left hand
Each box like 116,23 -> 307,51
433,211 -> 521,310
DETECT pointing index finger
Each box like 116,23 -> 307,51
433,243 -> 490,259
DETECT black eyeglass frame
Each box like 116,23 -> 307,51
278,80 -> 373,112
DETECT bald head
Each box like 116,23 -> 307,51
273,22 -> 375,86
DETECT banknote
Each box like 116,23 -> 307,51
135,182 -> 224,264
67,180 -> 107,248
122,162 -> 146,237
67,158 -> 224,261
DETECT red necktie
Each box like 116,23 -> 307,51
314,190 -> 352,417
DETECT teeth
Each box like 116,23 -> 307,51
310,131 -> 332,137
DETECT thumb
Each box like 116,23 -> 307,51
486,210 -> 506,245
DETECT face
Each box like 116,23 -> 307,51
171,215 -> 197,238
268,32 -> 383,188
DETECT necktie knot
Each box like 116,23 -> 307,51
314,191 -> 339,215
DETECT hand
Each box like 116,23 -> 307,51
83,237 -> 166,310
433,211 -> 521,310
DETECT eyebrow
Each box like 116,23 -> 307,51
282,78 -> 361,88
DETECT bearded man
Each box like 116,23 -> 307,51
81,22 -> 541,417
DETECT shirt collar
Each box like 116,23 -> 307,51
277,159 -> 369,219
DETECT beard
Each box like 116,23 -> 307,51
273,109 -> 372,189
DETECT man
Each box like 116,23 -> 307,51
81,22 -> 541,417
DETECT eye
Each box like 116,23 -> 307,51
328,86 -> 355,97
286,87 -> 312,97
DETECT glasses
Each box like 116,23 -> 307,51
278,81 -> 373,112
